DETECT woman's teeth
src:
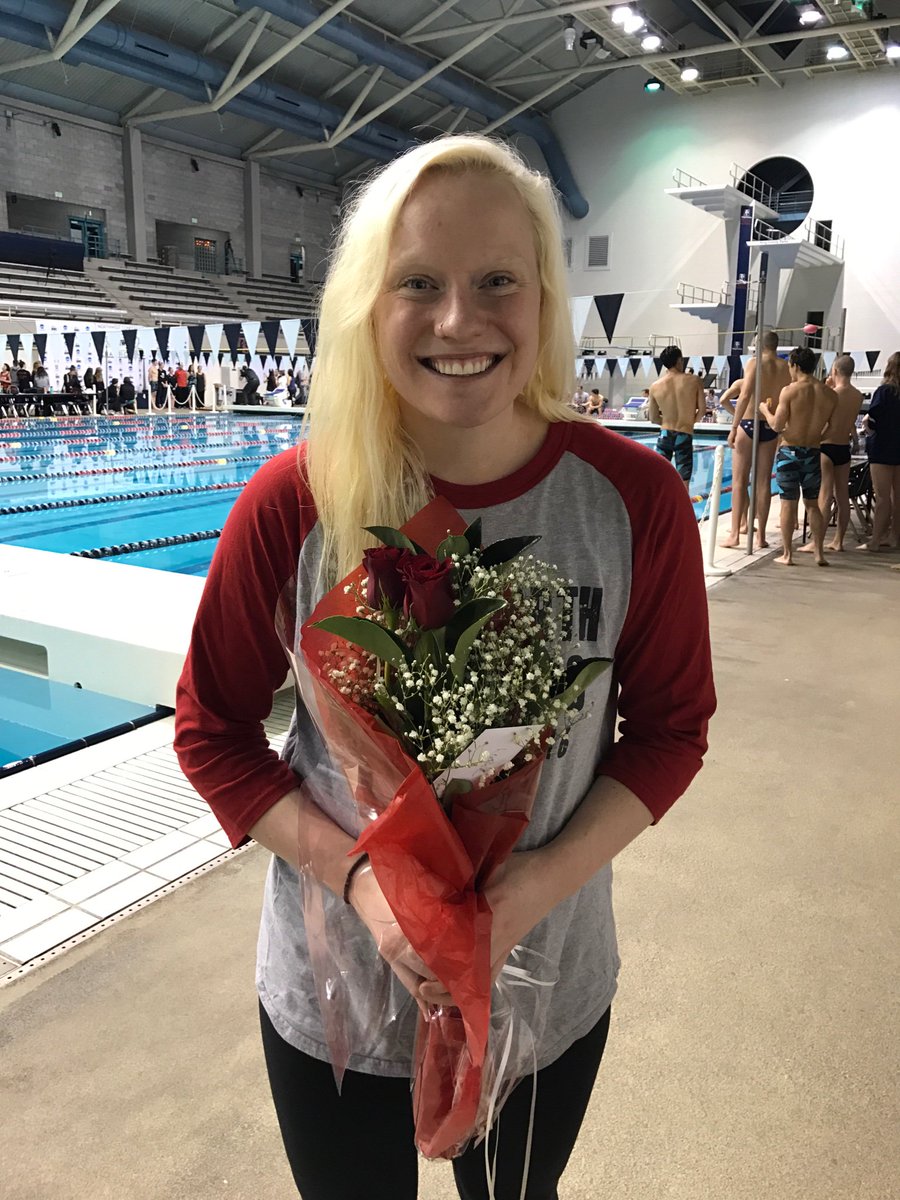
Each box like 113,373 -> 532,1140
426,356 -> 498,376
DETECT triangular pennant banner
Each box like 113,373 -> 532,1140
616,357 -> 630,377
34,333 -> 47,363
91,330 -> 106,361
702,356 -> 715,374
606,358 -> 617,375
205,323 -> 223,359
20,333 -> 34,364
188,325 -> 205,359
7,334 -> 20,362
300,318 -> 319,357
866,350 -> 880,373
280,319 -> 300,357
593,294 -> 624,343
728,354 -> 743,383
63,332 -> 76,359
241,320 -> 261,356
122,328 -> 138,361
638,356 -> 654,378
155,327 -> 170,360
261,320 -> 280,358
203,351 -> 211,365
581,357 -> 595,378
653,357 -> 663,374
570,295 -> 593,345
629,357 -> 641,375
822,350 -> 837,373
713,355 -> 728,376
136,327 -> 157,357
170,326 -> 190,365
223,323 -> 241,362
740,354 -> 753,369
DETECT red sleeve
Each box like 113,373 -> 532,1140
174,446 -> 317,847
573,429 -> 716,821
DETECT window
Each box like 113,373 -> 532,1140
585,235 -> 610,270
562,237 -> 573,269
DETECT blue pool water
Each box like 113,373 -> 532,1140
0,414 -> 743,577
0,666 -> 160,773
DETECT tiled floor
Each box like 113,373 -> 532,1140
0,691 -> 292,970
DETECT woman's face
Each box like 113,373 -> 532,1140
373,171 -> 542,436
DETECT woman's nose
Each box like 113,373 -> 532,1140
434,288 -> 483,339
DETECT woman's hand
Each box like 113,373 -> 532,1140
417,850 -> 549,1007
349,863 -> 436,1011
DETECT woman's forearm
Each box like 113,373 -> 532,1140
248,786 -> 360,897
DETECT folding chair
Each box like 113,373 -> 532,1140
846,460 -> 873,541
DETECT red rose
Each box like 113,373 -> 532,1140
400,555 -> 456,630
363,546 -> 411,610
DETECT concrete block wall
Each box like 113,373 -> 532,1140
0,103 -> 338,282
260,171 -> 336,282
0,111 -> 127,251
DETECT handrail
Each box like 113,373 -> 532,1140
672,166 -> 708,189
730,162 -> 775,209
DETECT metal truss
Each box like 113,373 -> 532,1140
0,0 -> 122,77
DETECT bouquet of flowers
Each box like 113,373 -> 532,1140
278,495 -> 610,1160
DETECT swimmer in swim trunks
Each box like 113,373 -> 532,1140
760,346 -> 838,567
812,354 -> 863,552
649,345 -> 704,490
722,331 -> 791,549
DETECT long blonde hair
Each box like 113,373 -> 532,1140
305,134 -> 580,582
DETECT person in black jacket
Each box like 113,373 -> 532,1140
120,377 -> 136,413
239,363 -> 260,405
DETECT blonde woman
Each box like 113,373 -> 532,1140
176,136 -> 715,1199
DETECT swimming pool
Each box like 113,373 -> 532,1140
0,415 -> 743,577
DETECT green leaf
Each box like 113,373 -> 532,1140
312,616 -> 408,667
446,597 -> 506,681
436,534 -> 470,562
480,535 -> 541,569
414,630 -> 442,666
463,517 -> 482,554
363,526 -> 427,555
554,658 -> 612,710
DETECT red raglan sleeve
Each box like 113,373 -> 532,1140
591,437 -> 716,821
174,447 -> 317,847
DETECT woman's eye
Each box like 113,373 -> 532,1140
400,277 -> 432,291
486,274 -> 515,287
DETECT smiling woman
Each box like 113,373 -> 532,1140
175,133 -> 716,1200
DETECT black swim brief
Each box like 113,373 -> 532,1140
739,419 -> 778,444
820,442 -> 851,467
657,429 -> 693,481
775,445 -> 821,501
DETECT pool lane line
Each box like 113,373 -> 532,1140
0,439 -> 284,462
71,529 -> 222,559
0,480 -> 246,517
0,453 -> 277,482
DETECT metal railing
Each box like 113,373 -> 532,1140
671,167 -> 708,189
776,189 -> 813,215
751,216 -> 844,259
677,282 -> 729,306
730,163 -> 776,210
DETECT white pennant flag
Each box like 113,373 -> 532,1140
569,296 -> 593,345
205,323 -> 223,359
636,356 -> 653,379
170,326 -> 191,365
136,327 -> 157,357
20,333 -> 34,364
822,350 -> 837,373
688,355 -> 704,374
713,355 -> 728,376
740,353 -> 753,370
0,336 -> 6,365
242,320 -> 261,356
280,319 -> 300,357
616,357 -> 629,377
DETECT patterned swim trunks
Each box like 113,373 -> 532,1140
775,444 -> 821,501
656,429 -> 693,482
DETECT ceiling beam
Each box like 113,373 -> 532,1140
248,0 -> 533,160
405,0 -> 618,44
489,18 -> 899,84
404,0 -> 462,38
128,0 -> 356,128
684,0 -> 782,88
0,0 -> 121,76
204,7 -> 260,53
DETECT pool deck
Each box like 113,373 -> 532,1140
1,539 -> 898,1197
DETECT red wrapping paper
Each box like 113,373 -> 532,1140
298,497 -> 546,1158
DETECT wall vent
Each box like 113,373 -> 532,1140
586,235 -> 610,269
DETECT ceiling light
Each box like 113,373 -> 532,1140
611,6 -> 633,26
798,5 -> 824,23
623,13 -> 645,33
826,43 -> 850,60
642,33 -> 662,50
886,40 -> 900,58
563,15 -> 577,51
644,77 -> 664,92
680,63 -> 700,81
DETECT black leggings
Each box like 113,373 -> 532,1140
260,1001 -> 611,1200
